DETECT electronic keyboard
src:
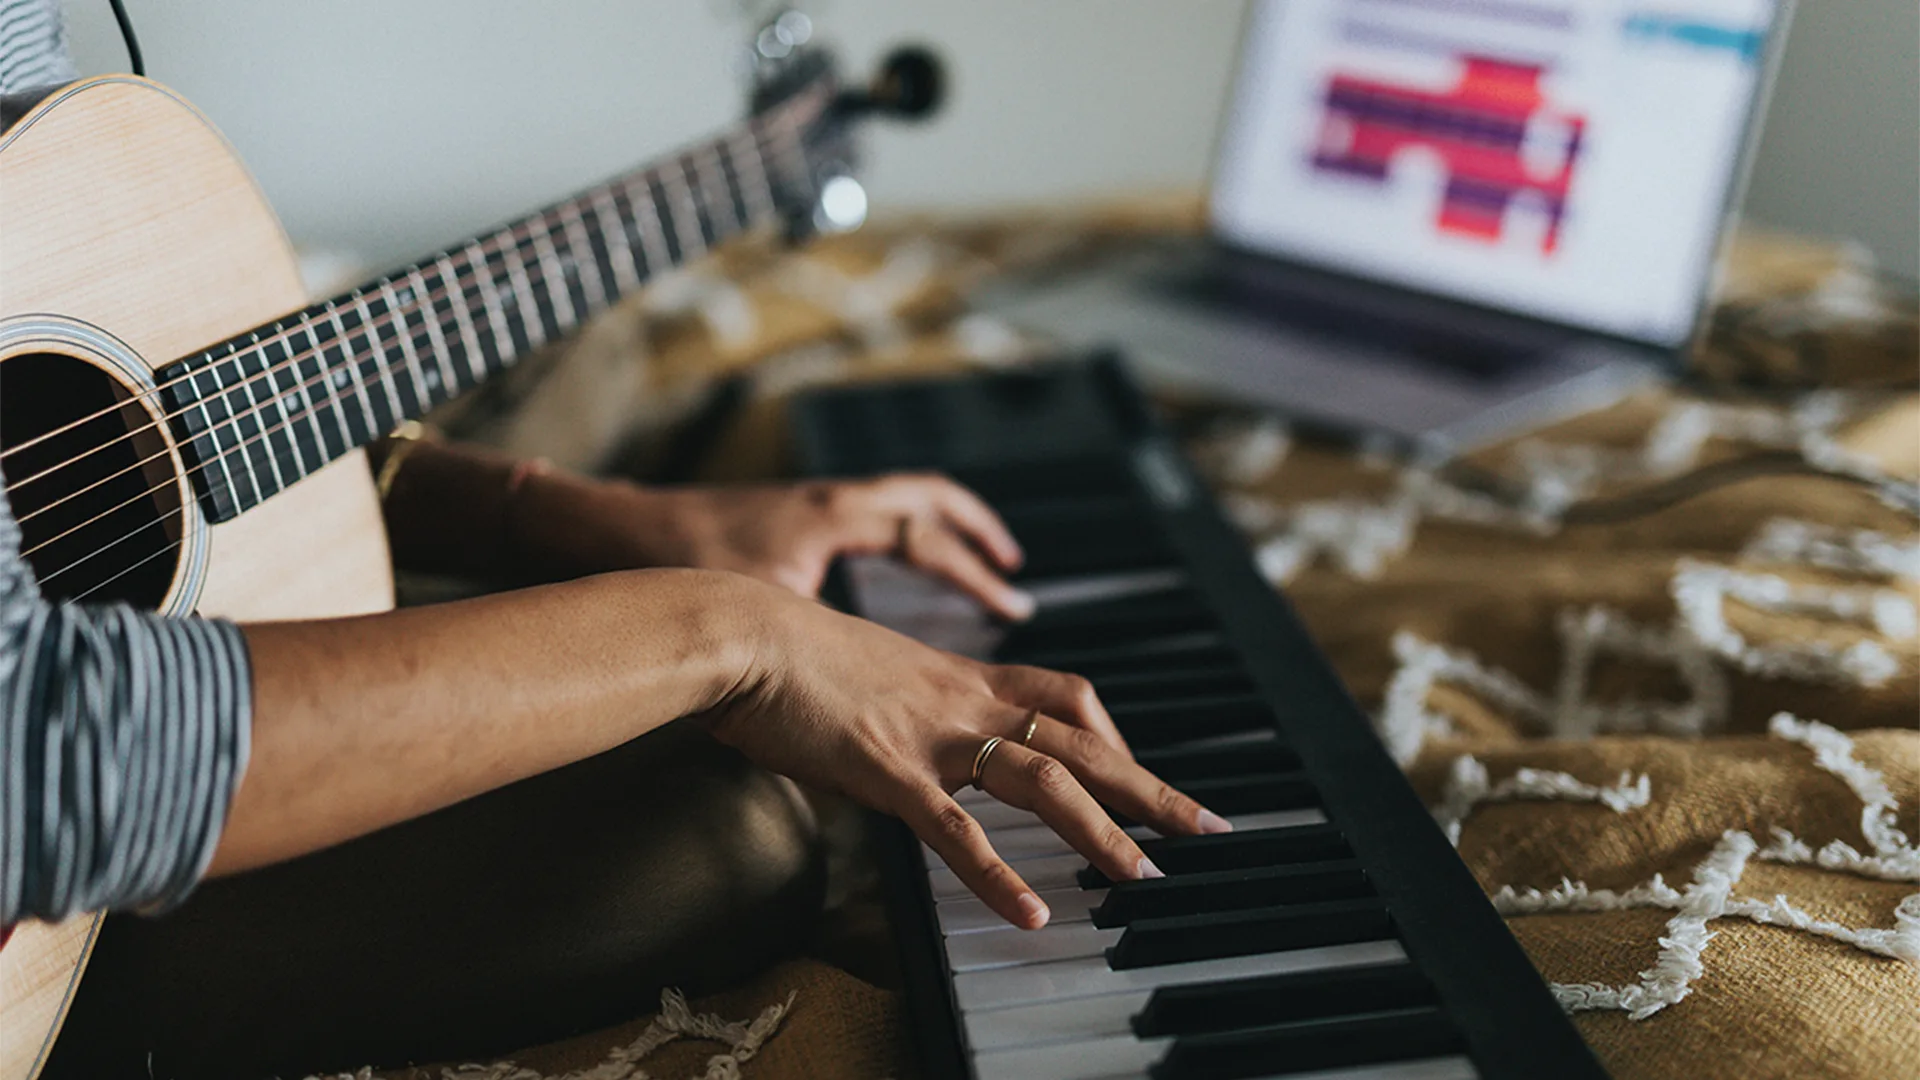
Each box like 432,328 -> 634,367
791,356 -> 1608,1080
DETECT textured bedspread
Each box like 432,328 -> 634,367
357,204 -> 1917,1080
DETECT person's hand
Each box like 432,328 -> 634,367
701,576 -> 1233,930
528,473 -> 1035,621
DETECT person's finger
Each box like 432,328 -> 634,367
917,475 -> 1025,572
985,664 -> 1129,756
980,740 -> 1162,885
1027,714 -> 1233,837
903,520 -> 1036,622
897,784 -> 1051,930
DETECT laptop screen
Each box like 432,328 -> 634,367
1210,0 -> 1783,348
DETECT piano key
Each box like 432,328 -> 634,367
938,885 -> 1107,935
1016,631 -> 1229,674
1132,960 -> 1437,1038
1091,663 -> 1254,705
974,1031 -> 1169,1080
1111,694 -> 1277,749
952,939 -> 1408,1011
965,988 -> 1155,1052
924,809 -> 1329,866
1082,824 -> 1353,888
1124,771 -> 1319,821
1091,861 -> 1372,927
950,455 -> 1137,504
1153,1006 -> 1463,1080
945,921 -> 1124,971
1135,736 -> 1301,783
969,800 -> 1045,830
997,589 -> 1215,659
1106,898 -> 1393,970
931,853 -> 1084,900
1000,501 -> 1176,580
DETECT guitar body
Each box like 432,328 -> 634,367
0,77 -> 394,1079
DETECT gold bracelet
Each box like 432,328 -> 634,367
374,419 -> 434,503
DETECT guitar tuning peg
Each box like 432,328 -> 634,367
836,47 -> 946,122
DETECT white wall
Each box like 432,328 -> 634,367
59,1 -> 1915,276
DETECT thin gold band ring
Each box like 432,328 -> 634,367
970,736 -> 1006,790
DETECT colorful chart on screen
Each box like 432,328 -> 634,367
1211,0 -> 1778,346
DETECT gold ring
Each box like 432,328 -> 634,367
970,735 -> 1006,790
1018,710 -> 1041,747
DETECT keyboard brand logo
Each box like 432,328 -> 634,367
1132,441 -> 1195,510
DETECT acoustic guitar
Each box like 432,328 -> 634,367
0,28 -> 940,1077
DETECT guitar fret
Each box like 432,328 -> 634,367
692,142 -> 742,237
463,240 -> 517,368
525,215 -> 580,332
588,184 -> 641,293
399,267 -> 455,401
436,253 -> 490,386
556,197 -> 612,314
304,317 -> 352,459
321,300 -> 379,446
274,318 -> 329,470
627,176 -> 675,277
736,123 -> 778,225
206,346 -> 265,508
350,290 -> 407,431
405,266 -> 459,403
234,331 -> 293,496
495,239 -> 546,351
658,163 -> 704,261
378,278 -> 436,418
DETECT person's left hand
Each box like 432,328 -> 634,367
524,473 -> 1035,621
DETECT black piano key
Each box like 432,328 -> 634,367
1079,823 -> 1354,888
999,499 -> 1175,580
1132,960 -> 1437,1038
1135,737 -> 1301,783
1090,664 -> 1253,706
1090,860 -> 1371,927
949,455 -> 1136,504
1105,897 -> 1392,970
1111,771 -> 1320,829
996,589 -> 1214,659
1150,1006 -> 1463,1080
1025,637 -> 1235,678
1109,694 -> 1275,750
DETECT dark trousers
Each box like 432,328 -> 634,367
44,721 -> 827,1080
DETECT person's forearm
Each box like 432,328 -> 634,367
209,568 -> 754,876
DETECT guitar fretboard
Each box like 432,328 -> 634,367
159,89 -> 824,523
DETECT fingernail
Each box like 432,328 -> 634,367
1196,809 -> 1234,834
1016,892 -> 1050,928
1136,856 -> 1166,879
1005,589 -> 1037,622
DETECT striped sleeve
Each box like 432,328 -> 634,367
0,0 -> 78,97
1,468 -> 254,926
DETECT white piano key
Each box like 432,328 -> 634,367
954,939 -> 1407,1010
939,886 -> 1106,935
930,853 -> 1084,900
965,988 -> 1153,1051
1256,1057 -> 1480,1080
968,800 -> 1044,830
973,1032 -> 1170,1080
925,808 -> 1329,865
946,921 -> 1124,972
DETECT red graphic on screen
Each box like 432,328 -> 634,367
1311,56 -> 1586,254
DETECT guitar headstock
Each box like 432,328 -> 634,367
744,8 -> 945,240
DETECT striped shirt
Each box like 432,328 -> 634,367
1,0 -> 254,926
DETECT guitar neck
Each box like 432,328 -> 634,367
158,89 -> 824,524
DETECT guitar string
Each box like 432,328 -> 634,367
20,123 -> 825,588
0,91 -> 821,489
4,110 -> 818,537
9,117 -> 809,537
0,105 -> 819,514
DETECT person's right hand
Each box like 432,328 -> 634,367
699,575 -> 1233,930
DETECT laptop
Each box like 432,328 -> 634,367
980,0 -> 1794,452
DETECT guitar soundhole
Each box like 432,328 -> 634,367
0,352 -> 183,608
